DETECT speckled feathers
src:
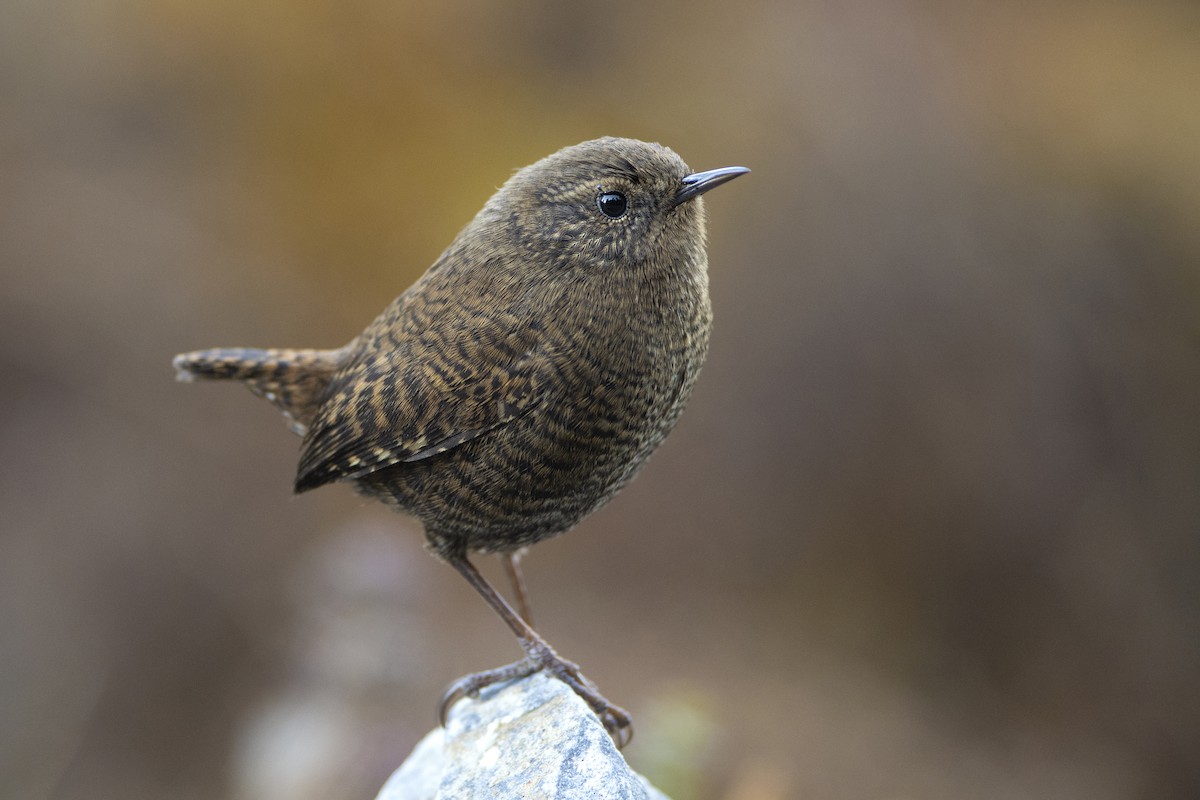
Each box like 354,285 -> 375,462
175,138 -> 732,560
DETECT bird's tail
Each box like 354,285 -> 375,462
173,347 -> 345,435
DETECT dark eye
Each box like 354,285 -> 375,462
597,191 -> 628,219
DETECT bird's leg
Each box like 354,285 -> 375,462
499,549 -> 533,626
438,552 -> 633,748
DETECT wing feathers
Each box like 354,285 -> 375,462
293,309 -> 550,493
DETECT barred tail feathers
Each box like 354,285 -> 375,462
173,347 -> 344,435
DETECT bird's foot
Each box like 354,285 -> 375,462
437,658 -> 541,726
438,645 -> 633,748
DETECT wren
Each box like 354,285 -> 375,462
174,137 -> 748,746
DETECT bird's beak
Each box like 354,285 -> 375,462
673,166 -> 750,208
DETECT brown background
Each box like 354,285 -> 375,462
3,1 -> 1198,798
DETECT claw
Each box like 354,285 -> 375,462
436,676 -> 472,728
600,708 -> 635,749
544,661 -> 633,749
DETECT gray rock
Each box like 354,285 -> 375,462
376,672 -> 671,800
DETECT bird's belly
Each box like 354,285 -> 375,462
357,350 -> 700,556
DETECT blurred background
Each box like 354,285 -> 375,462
3,1 -> 1199,798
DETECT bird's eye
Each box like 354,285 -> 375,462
596,191 -> 628,219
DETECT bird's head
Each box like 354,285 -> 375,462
487,137 -> 748,282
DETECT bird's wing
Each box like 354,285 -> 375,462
293,304 -> 553,493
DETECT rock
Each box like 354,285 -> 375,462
375,672 -> 671,800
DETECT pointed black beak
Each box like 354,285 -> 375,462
673,165 -> 750,208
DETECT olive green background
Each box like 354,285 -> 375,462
3,1 -> 1198,798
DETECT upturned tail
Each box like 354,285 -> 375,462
173,347 -> 345,436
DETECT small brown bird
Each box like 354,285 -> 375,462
174,137 -> 747,746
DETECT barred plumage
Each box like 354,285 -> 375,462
173,137 -> 747,745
